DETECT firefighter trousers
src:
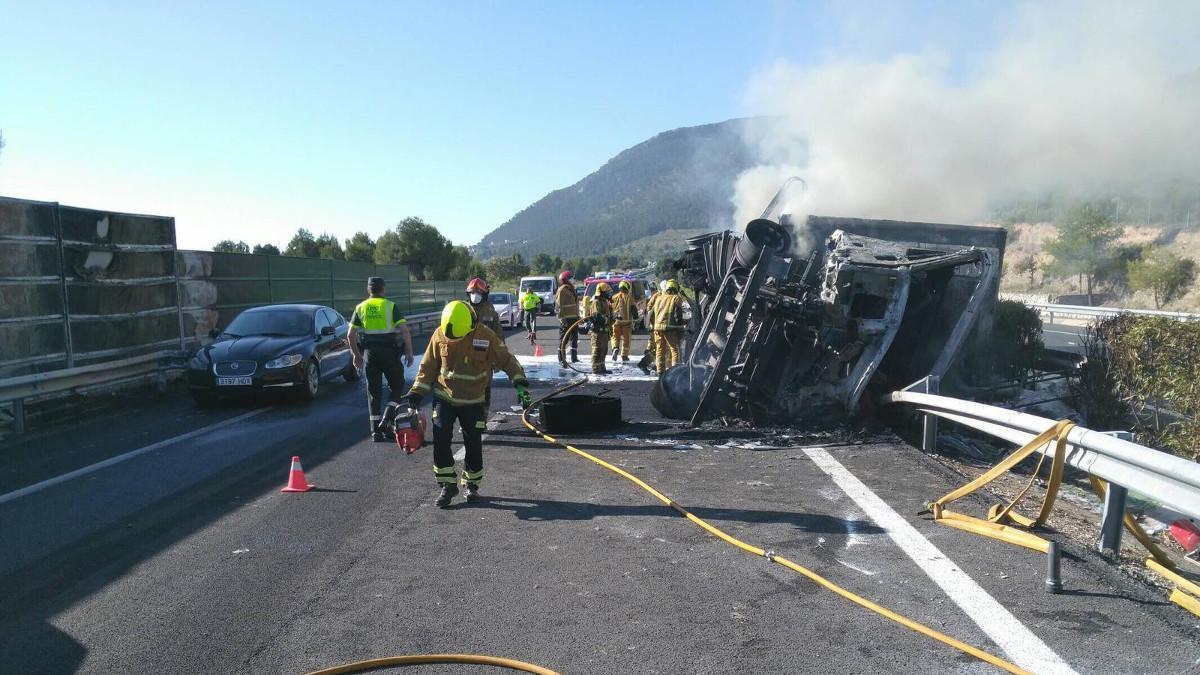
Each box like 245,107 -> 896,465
558,317 -> 579,362
612,322 -> 632,357
431,398 -> 485,487
653,330 -> 681,373
591,329 -> 611,371
364,345 -> 406,432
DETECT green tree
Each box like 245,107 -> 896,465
284,228 -> 321,257
532,252 -> 555,274
1128,248 -> 1197,309
252,243 -> 281,256
344,232 -> 375,262
213,240 -> 250,254
1013,256 -> 1039,289
1043,203 -> 1122,305
485,253 -> 530,281
373,217 -> 454,279
315,233 -> 345,260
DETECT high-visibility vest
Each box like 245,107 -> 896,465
355,297 -> 405,334
652,293 -> 684,331
521,292 -> 541,311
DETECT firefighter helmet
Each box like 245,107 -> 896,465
664,279 -> 680,293
618,280 -> 631,292
466,277 -> 489,293
441,300 -> 477,339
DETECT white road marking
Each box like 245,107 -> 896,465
804,446 -> 1078,675
0,408 -> 271,505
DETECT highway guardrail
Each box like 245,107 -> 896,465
0,311 -> 440,436
1021,301 -> 1200,323
884,387 -> 1200,525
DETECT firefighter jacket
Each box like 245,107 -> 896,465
472,300 -> 502,335
556,284 -> 580,319
612,290 -> 637,325
652,292 -> 684,331
589,296 -> 614,333
410,324 -> 527,406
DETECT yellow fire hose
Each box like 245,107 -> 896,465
517,335 -> 1029,675
306,653 -> 558,674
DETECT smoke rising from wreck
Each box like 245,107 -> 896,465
732,1 -> 1200,251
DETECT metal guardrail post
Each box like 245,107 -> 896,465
52,203 -> 76,368
12,399 -> 25,435
922,375 -> 940,452
1098,430 -> 1135,554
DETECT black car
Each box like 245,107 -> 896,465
187,304 -> 357,406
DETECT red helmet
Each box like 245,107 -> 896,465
560,270 -> 573,283
466,277 -> 489,293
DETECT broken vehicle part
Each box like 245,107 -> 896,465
653,211 -> 1005,426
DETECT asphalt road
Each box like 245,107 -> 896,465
2,317 -> 1198,674
1041,323 -> 1087,354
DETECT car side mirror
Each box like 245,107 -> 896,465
320,325 -> 336,337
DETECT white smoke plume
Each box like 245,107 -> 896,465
733,1 -> 1200,240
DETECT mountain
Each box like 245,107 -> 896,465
476,118 -> 757,260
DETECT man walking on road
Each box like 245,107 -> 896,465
520,287 -> 542,343
348,277 -> 415,441
588,282 -> 614,375
652,279 -> 685,373
555,270 -> 580,366
408,301 -> 531,507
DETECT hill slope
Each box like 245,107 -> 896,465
476,119 -> 756,260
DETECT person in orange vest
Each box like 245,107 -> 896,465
610,280 -> 638,361
652,279 -> 685,373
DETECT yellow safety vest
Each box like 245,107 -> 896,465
355,297 -> 405,334
521,292 -> 541,311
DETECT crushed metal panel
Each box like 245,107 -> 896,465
654,216 -> 1003,427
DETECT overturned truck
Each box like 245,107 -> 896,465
652,214 -> 1006,426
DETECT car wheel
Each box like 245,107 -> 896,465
342,361 -> 361,382
299,359 -> 320,400
191,390 -> 218,408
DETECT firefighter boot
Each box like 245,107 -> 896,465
372,431 -> 386,442
570,349 -> 579,363
464,483 -> 480,503
435,484 -> 459,508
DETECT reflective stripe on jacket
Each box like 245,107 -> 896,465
521,292 -> 542,311
556,285 -> 579,319
410,324 -> 527,406
354,297 -> 405,333
472,300 -> 502,335
652,293 -> 684,331
612,291 -> 634,325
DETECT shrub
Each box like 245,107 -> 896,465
987,300 -> 1044,387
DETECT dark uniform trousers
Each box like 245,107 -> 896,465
432,398 -> 486,486
559,317 -> 579,360
364,343 -> 406,432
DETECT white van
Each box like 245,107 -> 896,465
518,275 -> 558,315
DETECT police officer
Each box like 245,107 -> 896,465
555,270 -> 580,366
610,280 -> 637,361
408,301 -> 531,508
348,277 -> 415,441
588,282 -> 615,375
652,279 -> 685,373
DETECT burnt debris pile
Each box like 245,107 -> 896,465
652,215 -> 1006,427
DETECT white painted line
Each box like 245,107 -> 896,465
0,408 -> 271,505
804,446 -> 1078,675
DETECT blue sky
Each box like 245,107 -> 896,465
0,1 -> 1005,250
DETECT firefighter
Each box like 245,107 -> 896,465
652,279 -> 685,373
636,284 -> 661,373
466,277 -> 501,413
555,270 -> 580,367
610,280 -> 638,361
588,282 -> 615,375
520,287 -> 542,343
408,300 -> 531,508
348,277 -> 415,441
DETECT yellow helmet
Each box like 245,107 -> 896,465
618,280 -> 631,292
440,300 -> 477,339
596,282 -> 612,296
665,279 -> 679,293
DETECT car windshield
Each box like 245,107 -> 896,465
224,310 -> 312,337
491,293 -> 512,304
522,280 -> 553,292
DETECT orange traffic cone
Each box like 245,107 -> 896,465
533,343 -> 544,357
281,455 -> 314,493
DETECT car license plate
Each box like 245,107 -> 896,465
217,376 -> 252,386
